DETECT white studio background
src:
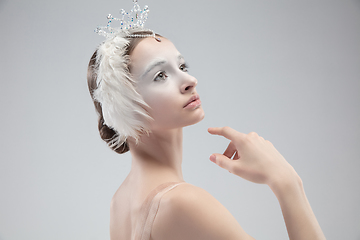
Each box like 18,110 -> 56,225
0,0 -> 359,239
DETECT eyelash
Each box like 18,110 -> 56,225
153,63 -> 189,82
154,71 -> 168,81
179,63 -> 189,72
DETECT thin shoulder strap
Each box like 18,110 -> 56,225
133,182 -> 187,240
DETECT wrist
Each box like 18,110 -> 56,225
268,169 -> 303,198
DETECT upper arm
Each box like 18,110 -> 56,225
151,184 -> 255,240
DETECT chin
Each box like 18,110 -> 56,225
187,107 -> 205,126
150,107 -> 205,130
197,108 -> 205,122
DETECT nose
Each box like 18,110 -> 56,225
180,74 -> 198,94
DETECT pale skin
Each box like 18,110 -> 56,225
109,37 -> 326,240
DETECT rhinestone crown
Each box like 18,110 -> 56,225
95,0 -> 153,39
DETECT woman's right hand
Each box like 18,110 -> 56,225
208,126 -> 326,240
208,126 -> 299,187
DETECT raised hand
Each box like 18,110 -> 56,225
208,126 -> 326,240
208,126 -> 298,186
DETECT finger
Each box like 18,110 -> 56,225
223,141 -> 237,159
209,154 -> 236,172
208,126 -> 246,141
266,140 -> 273,146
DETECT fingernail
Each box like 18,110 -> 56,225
210,155 -> 216,163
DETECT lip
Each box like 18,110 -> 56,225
183,94 -> 201,109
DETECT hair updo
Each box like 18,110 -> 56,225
87,30 -> 161,154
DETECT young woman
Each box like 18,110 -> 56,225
88,5 -> 326,239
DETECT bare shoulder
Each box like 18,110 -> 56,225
152,183 -> 255,240
109,185 -> 132,240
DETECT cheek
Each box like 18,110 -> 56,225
145,92 -> 179,118
140,87 -> 183,128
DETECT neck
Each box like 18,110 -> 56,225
127,128 -> 184,185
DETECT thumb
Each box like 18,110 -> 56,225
210,154 -> 234,172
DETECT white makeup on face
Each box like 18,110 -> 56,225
141,59 -> 167,79
130,37 -> 204,131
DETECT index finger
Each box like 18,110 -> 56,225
208,126 -> 246,141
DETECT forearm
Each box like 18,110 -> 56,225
207,127 -> 326,239
269,175 -> 326,240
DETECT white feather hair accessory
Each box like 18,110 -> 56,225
93,0 -> 157,149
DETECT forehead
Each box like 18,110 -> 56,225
130,37 -> 180,71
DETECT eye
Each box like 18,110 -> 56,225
154,71 -> 168,81
179,63 -> 189,72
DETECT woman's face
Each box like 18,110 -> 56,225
130,37 -> 204,131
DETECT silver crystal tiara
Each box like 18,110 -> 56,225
95,0 -> 160,41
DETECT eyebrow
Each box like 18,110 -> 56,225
141,59 -> 166,79
141,54 -> 185,79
